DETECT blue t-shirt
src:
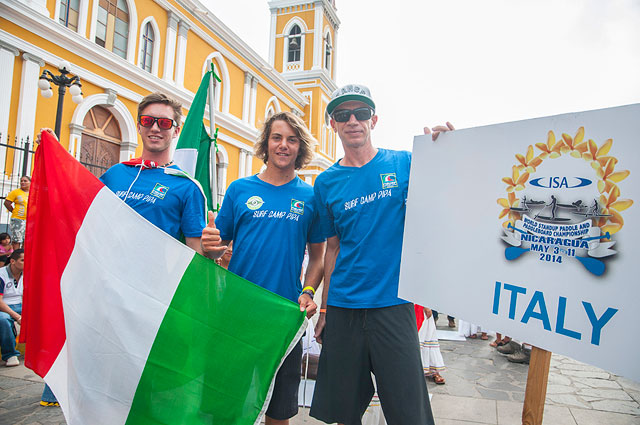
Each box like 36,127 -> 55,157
314,148 -> 411,308
216,175 -> 325,302
100,164 -> 206,240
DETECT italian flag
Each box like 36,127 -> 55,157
22,132 -> 306,424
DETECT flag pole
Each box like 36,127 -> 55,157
207,60 -> 220,212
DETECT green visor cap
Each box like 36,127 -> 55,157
326,84 -> 376,116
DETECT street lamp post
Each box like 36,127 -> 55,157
38,60 -> 83,139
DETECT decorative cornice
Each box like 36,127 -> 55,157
68,123 -> 85,135
167,11 -> 180,29
105,88 -> 117,106
268,0 -> 339,28
284,68 -> 338,93
0,40 -> 20,56
178,21 -> 190,37
22,51 -> 44,66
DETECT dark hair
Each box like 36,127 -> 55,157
0,233 -> 10,242
255,112 -> 316,170
137,93 -> 183,126
21,176 -> 31,181
10,249 -> 23,261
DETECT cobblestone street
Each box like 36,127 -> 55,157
2,325 -> 639,424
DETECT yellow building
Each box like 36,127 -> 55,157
0,0 -> 339,212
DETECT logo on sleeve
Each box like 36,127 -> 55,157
246,195 -> 265,210
151,183 -> 169,199
290,199 -> 305,215
380,173 -> 398,189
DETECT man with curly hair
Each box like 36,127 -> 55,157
204,111 -> 325,425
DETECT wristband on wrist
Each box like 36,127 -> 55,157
301,289 -> 314,298
301,286 -> 316,295
320,308 -> 327,313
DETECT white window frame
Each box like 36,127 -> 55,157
138,17 -> 160,76
89,0 -> 138,63
282,18 -> 307,73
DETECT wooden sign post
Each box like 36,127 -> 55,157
522,347 -> 552,425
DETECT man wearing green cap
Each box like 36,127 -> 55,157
310,83 -> 453,425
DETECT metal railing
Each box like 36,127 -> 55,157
0,133 -> 34,232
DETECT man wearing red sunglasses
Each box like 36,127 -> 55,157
35,92 -> 225,406
99,92 -> 224,257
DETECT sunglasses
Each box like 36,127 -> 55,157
139,115 -> 176,130
331,107 -> 374,123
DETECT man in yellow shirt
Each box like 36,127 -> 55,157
4,176 -> 30,250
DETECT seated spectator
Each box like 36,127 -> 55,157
0,249 -> 24,367
0,233 -> 13,266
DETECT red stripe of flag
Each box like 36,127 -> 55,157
22,131 -> 105,377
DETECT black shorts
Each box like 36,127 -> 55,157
310,303 -> 435,425
266,340 -> 302,420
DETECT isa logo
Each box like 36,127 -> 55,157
380,173 -> 398,189
290,199 -> 305,215
498,127 -> 633,276
151,183 -> 169,199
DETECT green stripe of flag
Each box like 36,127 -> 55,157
126,253 -> 305,425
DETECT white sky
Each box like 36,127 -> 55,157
202,0 -> 640,153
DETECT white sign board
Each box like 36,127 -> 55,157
399,104 -> 640,382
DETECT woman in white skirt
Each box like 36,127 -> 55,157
416,305 -> 446,384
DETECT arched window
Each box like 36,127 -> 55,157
202,53 -> 231,114
140,21 -> 154,73
264,96 -> 281,121
265,106 -> 275,120
59,0 -> 79,31
287,25 -> 301,63
324,32 -> 332,70
95,0 -> 129,59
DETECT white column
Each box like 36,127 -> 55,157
241,72 -> 251,123
69,123 -> 85,158
312,2 -> 324,70
175,21 -> 190,88
0,42 -> 19,172
163,11 -> 179,83
13,53 -> 44,179
332,28 -> 338,81
249,77 -> 258,128
245,151 -> 253,177
15,53 -> 44,162
238,149 -> 247,178
78,0 -> 90,37
268,8 -> 277,66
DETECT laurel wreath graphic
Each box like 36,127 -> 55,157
497,127 -> 633,239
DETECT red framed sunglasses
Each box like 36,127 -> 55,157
138,115 -> 176,130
